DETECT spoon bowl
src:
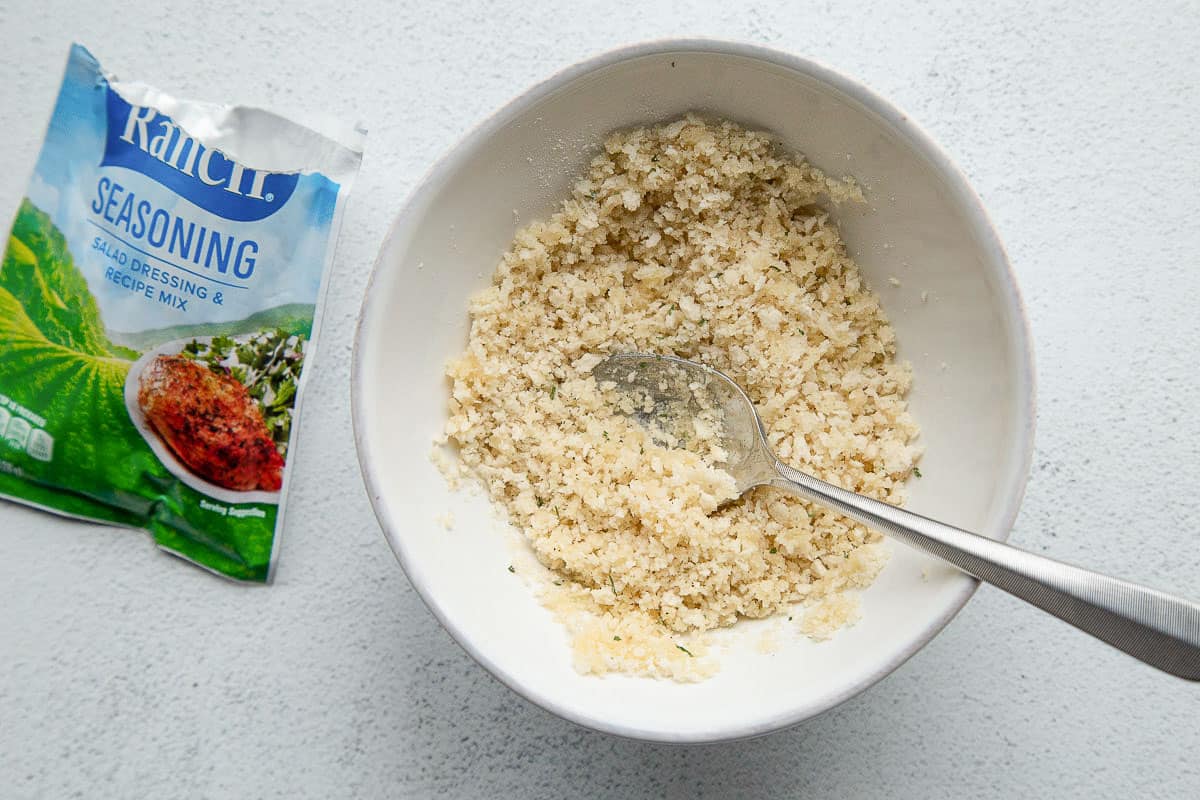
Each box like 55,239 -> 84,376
592,352 -> 777,494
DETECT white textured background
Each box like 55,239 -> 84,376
2,1 -> 1199,797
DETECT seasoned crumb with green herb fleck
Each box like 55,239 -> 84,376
444,116 -> 920,681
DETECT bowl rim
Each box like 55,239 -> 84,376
351,37 -> 1037,744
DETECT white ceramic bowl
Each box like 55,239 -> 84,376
353,40 -> 1035,743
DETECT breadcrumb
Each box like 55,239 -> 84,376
429,442 -> 462,490
443,116 -> 920,680
800,593 -> 863,641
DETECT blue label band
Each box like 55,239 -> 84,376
100,88 -> 299,222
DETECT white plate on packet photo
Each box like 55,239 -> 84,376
124,335 -> 288,506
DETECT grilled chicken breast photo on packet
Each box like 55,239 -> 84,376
138,355 -> 285,492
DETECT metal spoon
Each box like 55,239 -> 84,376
593,352 -> 1200,680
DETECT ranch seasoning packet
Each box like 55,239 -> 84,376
0,44 -> 363,581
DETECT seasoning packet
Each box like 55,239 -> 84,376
0,44 -> 363,581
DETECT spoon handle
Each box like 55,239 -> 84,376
770,461 -> 1200,681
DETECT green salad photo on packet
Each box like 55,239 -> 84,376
0,44 -> 363,581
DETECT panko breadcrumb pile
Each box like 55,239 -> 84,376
442,116 -> 921,681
